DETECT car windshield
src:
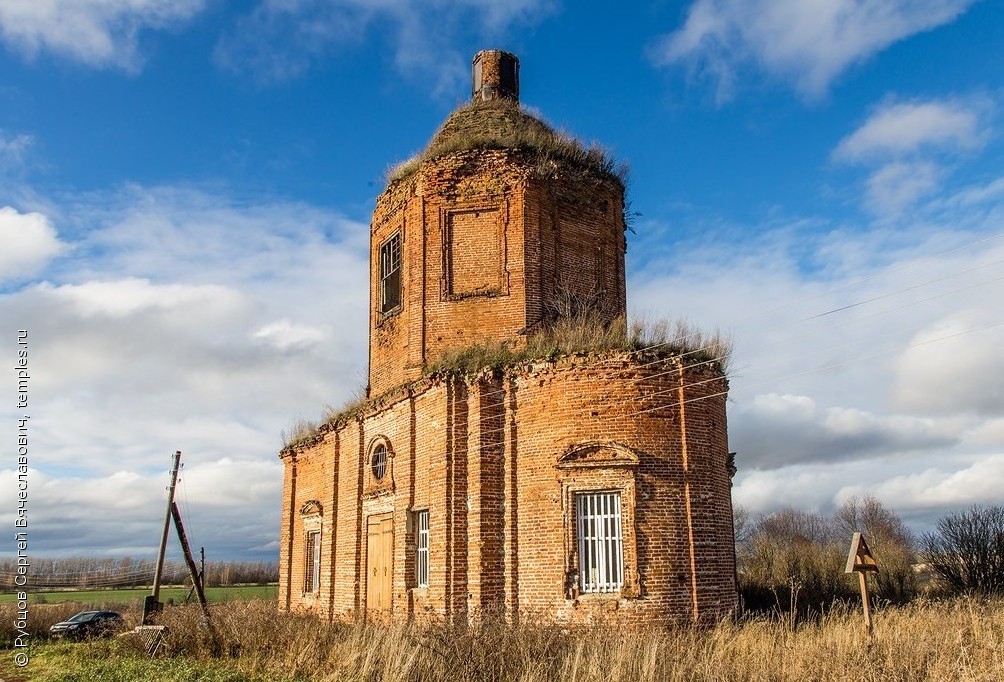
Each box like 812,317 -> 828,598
67,611 -> 100,623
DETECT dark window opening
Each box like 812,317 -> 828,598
380,234 -> 402,314
371,443 -> 388,480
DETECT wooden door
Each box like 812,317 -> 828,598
365,513 -> 394,616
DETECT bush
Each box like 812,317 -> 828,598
922,505 -> 1004,596
834,496 -> 917,603
737,507 -> 853,617
737,497 -> 919,616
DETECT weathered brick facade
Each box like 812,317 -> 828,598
279,50 -> 737,625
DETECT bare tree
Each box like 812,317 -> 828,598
733,505 -> 752,547
835,496 -> 917,602
737,507 -> 851,615
922,505 -> 1004,596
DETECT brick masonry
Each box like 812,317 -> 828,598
278,50 -> 737,625
368,148 -> 627,398
280,354 -> 736,625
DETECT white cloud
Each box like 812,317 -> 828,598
834,100 -> 987,162
655,0 -> 978,101
893,312 -> 1004,416
0,205 -> 67,280
833,97 -> 994,215
254,319 -> 327,351
736,453 -> 1004,527
864,160 -> 940,215
629,193 -> 1004,524
0,131 -> 33,170
39,277 -> 244,318
215,0 -> 556,87
0,185 -> 370,560
0,0 -> 207,71
0,459 -> 282,558
842,454 -> 1004,511
732,393 -> 957,469
964,419 -> 1004,447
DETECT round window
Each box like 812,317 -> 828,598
371,443 -> 388,480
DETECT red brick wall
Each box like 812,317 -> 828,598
284,108 -> 730,629
279,352 -> 737,625
367,150 -> 626,397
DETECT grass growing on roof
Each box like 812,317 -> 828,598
387,99 -> 628,185
426,315 -> 732,376
281,316 -> 730,450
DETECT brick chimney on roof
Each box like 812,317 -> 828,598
472,50 -> 519,103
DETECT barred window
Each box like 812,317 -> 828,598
576,492 -> 624,593
305,530 -> 321,594
380,233 -> 402,313
415,510 -> 429,588
371,443 -> 388,480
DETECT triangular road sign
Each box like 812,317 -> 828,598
845,532 -> 879,573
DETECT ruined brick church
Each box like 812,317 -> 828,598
279,51 -> 737,624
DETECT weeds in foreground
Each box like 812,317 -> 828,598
5,598 -> 1002,681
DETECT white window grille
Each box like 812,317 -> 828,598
371,443 -> 388,480
576,492 -> 624,593
415,510 -> 429,588
305,530 -> 321,593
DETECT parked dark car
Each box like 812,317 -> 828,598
49,610 -> 124,639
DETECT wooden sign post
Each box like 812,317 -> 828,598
845,532 -> 879,633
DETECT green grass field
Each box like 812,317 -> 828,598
0,584 -> 275,605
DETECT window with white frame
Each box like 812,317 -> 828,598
305,529 -> 321,594
576,492 -> 624,593
414,510 -> 429,588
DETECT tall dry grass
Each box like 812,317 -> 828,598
130,597 -> 1004,681
0,599 -> 144,646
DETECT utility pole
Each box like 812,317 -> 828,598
144,450 -> 181,624
172,502 -> 221,656
171,502 -> 210,616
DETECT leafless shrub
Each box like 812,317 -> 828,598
280,416 -> 320,448
922,505 -> 1004,596
629,317 -> 733,373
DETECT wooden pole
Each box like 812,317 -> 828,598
172,502 -> 221,656
185,547 -> 205,605
855,570 -> 871,634
846,532 -> 879,635
171,502 -> 210,617
145,450 -> 181,624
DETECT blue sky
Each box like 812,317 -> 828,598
2,1 -> 1003,562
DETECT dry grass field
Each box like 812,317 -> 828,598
1,597 -> 1001,681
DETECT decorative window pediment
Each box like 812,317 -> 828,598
557,441 -> 640,470
300,499 -> 323,516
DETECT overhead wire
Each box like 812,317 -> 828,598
430,258 -> 1004,438
409,253 -> 1004,427
319,232 -> 1004,454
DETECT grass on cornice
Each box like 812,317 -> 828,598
281,316 -> 731,450
425,315 -> 732,377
